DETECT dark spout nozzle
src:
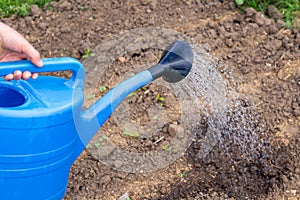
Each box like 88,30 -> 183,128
148,41 -> 193,83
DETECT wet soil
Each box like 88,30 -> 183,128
2,0 -> 299,199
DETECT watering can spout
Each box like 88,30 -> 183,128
74,41 -> 193,159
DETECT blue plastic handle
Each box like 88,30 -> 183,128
0,57 -> 84,87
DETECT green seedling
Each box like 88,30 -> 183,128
94,142 -> 100,149
215,15 -> 222,19
128,92 -> 136,97
179,172 -> 185,178
99,86 -> 107,93
162,144 -> 173,151
235,0 -> 244,6
86,143 -> 92,149
47,5 -> 54,12
123,128 -> 140,138
98,135 -> 107,142
235,0 -> 300,28
80,6 -> 87,11
82,48 -> 95,59
155,93 -> 165,102
87,94 -> 95,100
0,0 -> 55,17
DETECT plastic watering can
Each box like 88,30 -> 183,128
0,41 -> 193,199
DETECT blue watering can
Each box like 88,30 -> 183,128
0,41 -> 193,199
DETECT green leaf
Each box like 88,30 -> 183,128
87,94 -> 95,100
155,93 -> 161,101
123,129 -> 140,138
94,142 -> 100,148
179,172 -> 185,178
128,92 -> 136,97
99,135 -> 107,142
235,0 -> 244,6
99,86 -> 107,93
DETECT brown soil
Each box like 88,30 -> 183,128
2,0 -> 299,199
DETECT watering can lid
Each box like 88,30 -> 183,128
0,76 -> 83,129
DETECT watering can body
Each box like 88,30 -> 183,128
0,58 -> 85,199
0,58 -> 154,199
0,41 -> 193,199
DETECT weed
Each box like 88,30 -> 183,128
99,86 -> 107,93
128,92 -> 136,97
86,136 -> 107,149
87,94 -> 95,100
0,0 -> 55,17
123,128 -> 140,138
94,142 -> 100,149
82,48 -> 95,59
80,6 -> 87,11
155,93 -> 165,102
98,135 -> 107,142
235,0 -> 300,27
179,172 -> 185,178
162,144 -> 173,151
141,86 -> 147,91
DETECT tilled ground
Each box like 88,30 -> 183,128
2,0 -> 299,199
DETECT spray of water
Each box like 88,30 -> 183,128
179,45 -> 278,198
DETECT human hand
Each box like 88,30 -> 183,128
0,22 -> 43,80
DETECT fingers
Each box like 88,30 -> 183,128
13,70 -> 22,80
4,74 -> 13,81
32,73 -> 38,79
22,71 -> 31,80
22,42 -> 43,67
0,22 -> 43,67
4,71 -> 38,81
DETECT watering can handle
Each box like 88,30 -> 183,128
0,57 -> 84,87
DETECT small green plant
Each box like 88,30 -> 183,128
123,128 -> 140,138
235,0 -> 244,6
142,86 -> 147,91
87,94 -> 95,100
125,197 -> 131,200
98,135 -> 107,142
82,48 -> 95,59
235,0 -> 300,27
179,172 -> 185,178
80,6 -> 87,11
94,142 -> 101,149
162,144 -> 173,151
87,136 -> 107,149
0,0 -> 56,17
128,92 -> 136,97
155,93 -> 165,102
98,86 -> 107,93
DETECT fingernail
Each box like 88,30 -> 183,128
13,70 -> 22,80
4,74 -> 13,81
32,73 -> 39,79
37,60 -> 44,67
22,71 -> 32,80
